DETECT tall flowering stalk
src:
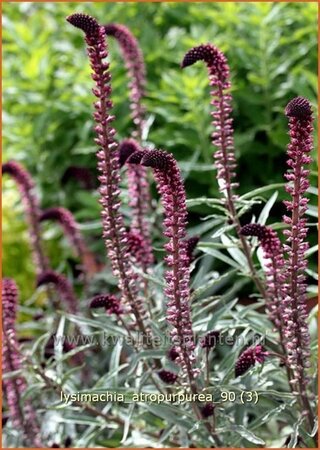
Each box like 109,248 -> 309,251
2,278 -> 42,447
118,139 -> 153,269
105,23 -> 153,271
128,148 -> 222,444
282,96 -> 314,430
40,206 -> 99,278
128,149 -> 199,380
66,13 -> 150,339
240,224 -> 286,330
240,223 -> 295,384
2,161 -> 48,274
181,45 -> 266,299
104,23 -> 146,138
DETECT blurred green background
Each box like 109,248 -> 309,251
3,2 -> 318,299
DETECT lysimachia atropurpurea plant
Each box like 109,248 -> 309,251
2,11 -> 317,449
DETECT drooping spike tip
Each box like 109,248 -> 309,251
285,96 -> 312,120
181,44 -> 217,68
66,13 -> 100,35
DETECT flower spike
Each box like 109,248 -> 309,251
235,345 -> 268,377
89,294 -> 122,315
2,161 -> 48,274
66,13 -> 100,35
104,23 -> 146,137
2,278 -> 42,447
241,223 -> 286,329
285,96 -> 312,120
134,148 -> 199,379
67,13 -> 151,339
181,44 -> 266,300
282,97 -> 313,412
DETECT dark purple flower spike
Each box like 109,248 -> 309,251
201,403 -> 215,418
67,13 -> 150,337
104,23 -> 146,138
105,24 -> 153,269
158,369 -> 178,384
281,97 -> 314,428
168,346 -> 180,362
235,345 -> 268,377
181,44 -> 237,195
37,270 -> 78,315
130,148 -> 199,379
2,278 -> 42,447
241,224 -> 286,330
2,161 -> 49,274
90,293 -> 123,315
181,44 -> 266,300
66,13 -> 100,35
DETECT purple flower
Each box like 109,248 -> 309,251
118,139 -> 154,268
104,23 -> 146,138
235,345 -> 269,377
282,97 -> 313,389
201,403 -> 215,418
67,13 -> 150,335
2,161 -> 48,274
181,45 -> 266,300
90,294 -> 123,315
37,270 -> 78,315
2,278 -> 42,447
168,346 -> 180,362
157,370 -> 178,384
241,224 -> 286,330
200,330 -> 220,349
129,149 -> 199,379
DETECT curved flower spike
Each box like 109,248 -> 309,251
282,97 -> 313,400
181,44 -> 266,300
67,13 -> 150,336
131,148 -> 199,380
2,278 -> 42,447
181,44 -> 237,195
157,369 -> 178,384
89,294 -> 123,315
104,23 -> 146,138
66,13 -> 100,35
241,223 -> 286,329
235,345 -> 268,377
2,161 -> 48,274
118,138 -> 140,167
